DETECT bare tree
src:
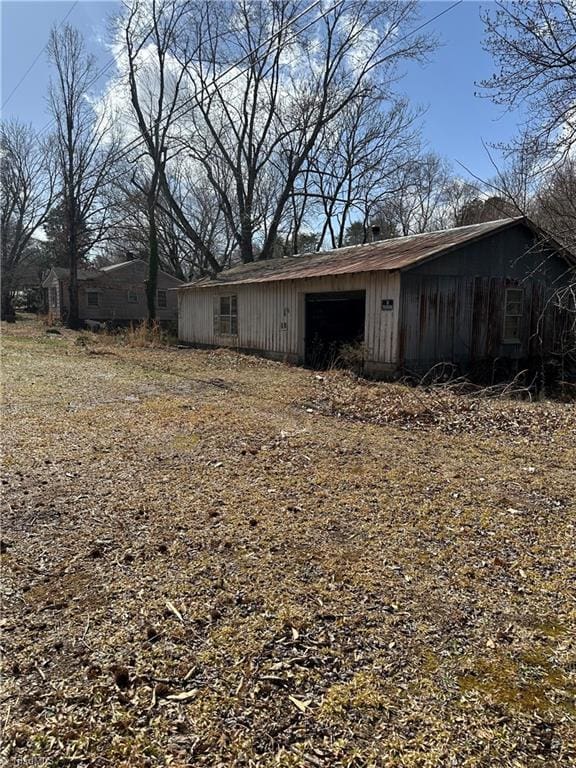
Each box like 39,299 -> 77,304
167,0 -> 433,265
309,95 -> 420,249
380,153 -> 452,235
534,160 -> 576,251
48,24 -> 120,328
104,164 -> 211,280
481,0 -> 576,161
1,121 -> 56,320
442,178 -> 481,227
122,0 -> 222,318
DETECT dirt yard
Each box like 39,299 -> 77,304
1,318 -> 575,767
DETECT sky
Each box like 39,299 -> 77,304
1,0 -> 527,184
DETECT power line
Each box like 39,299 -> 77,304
36,0 -> 323,145
82,0 -> 465,199
49,0 -> 465,209
35,0 -> 147,139
1,1 -> 79,111
36,54 -> 121,138
48,0 -> 326,187
110,0 -> 326,165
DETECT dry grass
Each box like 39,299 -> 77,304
121,320 -> 172,349
1,317 -> 575,767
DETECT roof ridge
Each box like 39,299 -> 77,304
180,217 -> 523,288
221,217 -> 521,275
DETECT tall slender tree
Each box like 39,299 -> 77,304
112,0 -> 434,273
48,24 -> 119,328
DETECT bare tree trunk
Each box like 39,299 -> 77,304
146,187 -> 159,324
48,25 -> 118,329
1,292 -> 15,322
66,178 -> 80,329
68,254 -> 80,327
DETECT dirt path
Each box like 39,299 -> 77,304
2,319 -> 575,767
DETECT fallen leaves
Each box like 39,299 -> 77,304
288,694 -> 313,712
1,319 -> 575,767
166,689 -> 199,702
308,369 -> 575,440
165,600 -> 184,622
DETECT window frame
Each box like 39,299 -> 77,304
127,289 -> 139,304
50,286 -> 58,307
503,287 -> 524,344
217,294 -> 238,336
157,289 -> 167,309
86,290 -> 100,308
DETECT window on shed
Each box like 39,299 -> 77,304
87,291 -> 100,307
127,290 -> 138,304
503,288 -> 523,342
157,290 -> 167,308
50,287 -> 58,307
218,295 -> 238,335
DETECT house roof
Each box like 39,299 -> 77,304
42,260 -> 185,287
100,258 -> 184,282
180,217 -> 573,290
42,266 -> 101,286
100,259 -> 146,272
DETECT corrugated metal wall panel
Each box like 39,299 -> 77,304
178,271 -> 400,365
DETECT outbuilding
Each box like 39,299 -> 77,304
177,218 -> 575,378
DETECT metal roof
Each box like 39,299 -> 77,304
180,218 -> 526,290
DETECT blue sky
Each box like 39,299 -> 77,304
1,0 -> 526,183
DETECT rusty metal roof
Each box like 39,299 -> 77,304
180,218 -> 529,290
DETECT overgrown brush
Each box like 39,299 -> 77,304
123,320 -> 170,348
336,341 -> 366,374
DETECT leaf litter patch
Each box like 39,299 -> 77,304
1,321 -> 575,767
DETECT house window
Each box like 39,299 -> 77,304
157,290 -> 167,308
127,290 -> 138,304
50,287 -> 58,307
503,288 -> 523,343
87,291 -> 99,308
219,295 -> 238,335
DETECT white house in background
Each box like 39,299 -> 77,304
42,258 -> 183,326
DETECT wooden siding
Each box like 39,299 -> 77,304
178,272 -> 401,368
178,222 -> 573,374
398,227 -> 570,372
397,275 -> 554,371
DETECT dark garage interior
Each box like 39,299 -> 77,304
305,290 -> 366,368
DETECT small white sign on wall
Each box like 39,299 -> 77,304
381,299 -> 394,311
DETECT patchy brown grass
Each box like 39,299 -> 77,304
1,317 -> 575,767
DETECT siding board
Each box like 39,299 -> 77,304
179,272 -> 401,368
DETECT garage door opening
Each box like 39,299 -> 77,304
305,291 -> 366,369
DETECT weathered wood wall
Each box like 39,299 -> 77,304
398,228 -> 569,373
178,224 -> 573,375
